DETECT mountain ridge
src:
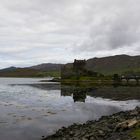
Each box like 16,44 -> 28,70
0,54 -> 140,77
86,54 -> 140,75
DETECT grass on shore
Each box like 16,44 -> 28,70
131,128 -> 140,140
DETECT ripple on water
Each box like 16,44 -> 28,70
0,78 -> 139,140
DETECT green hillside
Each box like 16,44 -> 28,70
86,55 -> 140,75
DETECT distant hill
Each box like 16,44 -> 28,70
0,63 -> 62,77
86,55 -> 140,75
63,55 -> 140,75
0,66 -> 17,72
30,63 -> 62,72
0,68 -> 41,77
0,55 -> 140,77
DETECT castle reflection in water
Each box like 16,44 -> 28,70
61,87 -> 89,102
24,83 -> 140,102
61,85 -> 140,102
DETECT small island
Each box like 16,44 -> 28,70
60,59 -> 140,86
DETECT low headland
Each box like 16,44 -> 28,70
42,107 -> 140,140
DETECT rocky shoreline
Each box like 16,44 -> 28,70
42,107 -> 140,140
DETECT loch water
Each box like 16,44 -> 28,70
0,78 -> 140,140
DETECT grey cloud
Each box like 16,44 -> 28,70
0,0 -> 140,68
74,0 -> 140,55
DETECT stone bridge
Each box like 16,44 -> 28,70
121,75 -> 140,84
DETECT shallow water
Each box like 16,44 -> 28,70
0,78 -> 139,140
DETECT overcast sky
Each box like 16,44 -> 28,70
0,0 -> 140,68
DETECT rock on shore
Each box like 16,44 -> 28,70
42,107 -> 140,140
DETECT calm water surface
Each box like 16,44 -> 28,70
0,78 -> 139,140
